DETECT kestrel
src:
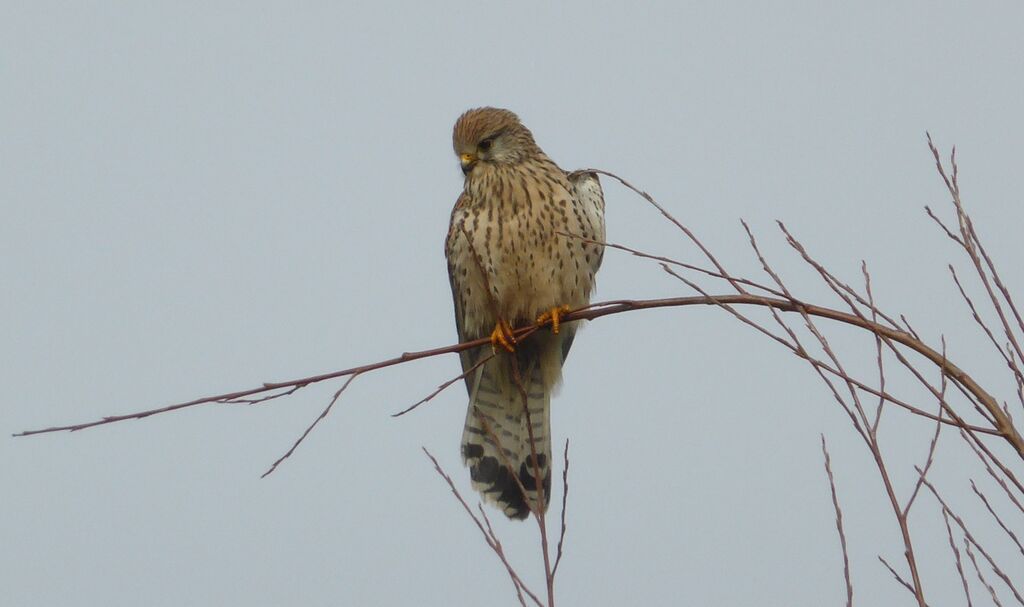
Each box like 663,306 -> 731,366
445,108 -> 605,519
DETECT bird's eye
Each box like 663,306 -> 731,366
478,138 -> 494,152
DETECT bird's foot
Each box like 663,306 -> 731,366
536,304 -> 572,335
490,319 -> 517,353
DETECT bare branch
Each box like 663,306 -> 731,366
20,293 -> 1018,457
551,439 -> 570,581
964,538 -> 1004,607
920,473 -> 1024,605
970,480 -> 1024,559
422,448 -> 543,607
960,428 -> 1024,506
506,357 -> 556,607
877,556 -> 920,600
903,340 -> 947,518
260,372 -> 361,478
862,262 -> 888,434
822,436 -> 853,607
221,385 -> 303,405
928,135 -> 1024,385
924,205 -> 965,246
558,231 -> 787,298
950,265 -> 1024,394
573,168 -> 750,295
392,353 -> 495,418
943,510 -> 974,607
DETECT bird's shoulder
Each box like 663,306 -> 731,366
566,170 -> 605,211
445,190 -> 472,255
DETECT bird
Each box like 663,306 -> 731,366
445,107 -> 605,519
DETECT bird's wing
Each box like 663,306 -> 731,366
561,170 -> 607,362
445,191 -> 483,396
567,169 -> 606,275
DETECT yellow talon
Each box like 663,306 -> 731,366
490,319 -> 516,353
536,304 -> 572,335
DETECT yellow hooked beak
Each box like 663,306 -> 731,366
460,153 -> 477,175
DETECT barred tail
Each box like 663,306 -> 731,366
461,355 -> 552,520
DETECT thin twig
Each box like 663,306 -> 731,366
422,447 -> 543,607
970,480 -> 1024,558
392,353 -> 495,417
557,231 -> 787,298
903,340 -> 947,518
943,510 -> 974,607
260,372 -> 361,478
778,220 -> 1023,455
950,265 -> 1024,392
929,135 -> 1024,387
768,222 -> 928,604
964,538 -> 1004,607
821,436 -> 853,607
551,439 -> 570,581
960,428 -> 1024,507
573,168 -> 749,295
920,473 -> 1024,605
877,556 -> 920,600
863,262 -> 888,435
507,357 -> 555,607
925,205 -> 966,246
221,385 -> 303,405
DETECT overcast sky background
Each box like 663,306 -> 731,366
3,3 -> 1024,605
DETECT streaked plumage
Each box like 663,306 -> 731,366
445,107 -> 605,519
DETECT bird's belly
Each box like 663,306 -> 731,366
488,239 -> 589,327
453,197 -> 596,338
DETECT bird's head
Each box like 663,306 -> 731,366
452,107 -> 540,176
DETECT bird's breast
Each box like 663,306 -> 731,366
453,165 -> 594,332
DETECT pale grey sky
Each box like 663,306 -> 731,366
3,2 -> 1024,605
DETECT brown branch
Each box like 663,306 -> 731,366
943,510 -> 974,607
18,294 -> 1013,449
925,205 -> 966,246
260,372 -> 360,478
960,427 -> 1024,505
900,314 -> 923,342
1010,349 -> 1024,413
780,220 -> 1022,455
777,221 -> 993,439
970,480 -> 1024,558
506,356 -> 555,607
971,231 -> 1024,349
221,385 -> 303,405
477,504 -> 534,607
392,353 -> 495,418
964,538 -> 1004,607
920,473 -> 1024,605
877,556 -> 921,601
557,231 -> 787,298
929,135 -> 1024,389
13,327 -> 533,437
657,259 -> 986,437
551,439 -> 570,581
573,168 -> 750,295
773,220 -> 904,333
763,222 -> 932,604
821,436 -> 853,607
950,264 -> 1024,392
423,447 -> 543,607
903,341 -> 947,518
863,262 -> 888,434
